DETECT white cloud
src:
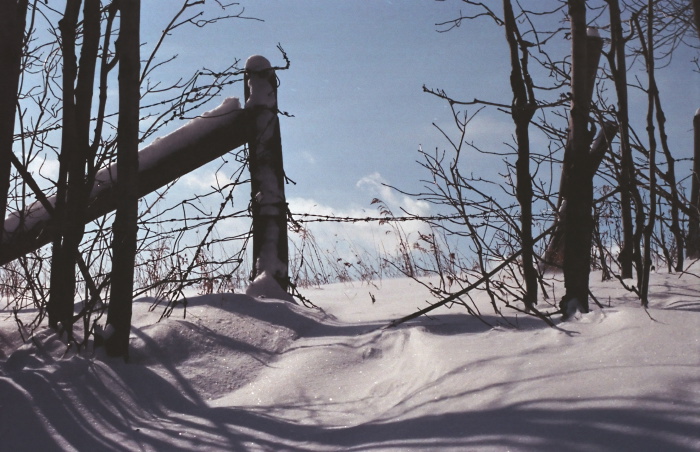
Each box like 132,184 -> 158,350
27,156 -> 59,183
356,172 -> 430,217
287,172 -> 432,266
300,150 -> 316,165
181,170 -> 234,191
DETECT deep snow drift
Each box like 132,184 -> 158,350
1,270 -> 698,451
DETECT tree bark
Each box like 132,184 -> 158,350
0,0 -> 28,247
48,0 -> 101,336
639,1 -> 657,306
503,0 -> 538,311
106,0 -> 141,359
48,0 -> 82,333
544,121 -> 615,269
560,0 -> 596,318
688,109 -> 700,259
606,0 -> 638,279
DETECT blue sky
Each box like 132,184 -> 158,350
140,0 -> 698,222
140,1 -> 513,212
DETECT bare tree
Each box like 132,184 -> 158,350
605,0 -> 641,279
48,0 -> 102,336
689,109 -> 700,259
502,0 -> 539,311
560,0 -> 597,318
2,0 -> 264,347
0,0 -> 28,248
637,1 -> 658,305
105,0 -> 140,359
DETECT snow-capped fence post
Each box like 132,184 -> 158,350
244,55 -> 289,294
1,54 -> 292,298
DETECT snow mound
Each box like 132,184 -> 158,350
128,293 -> 320,399
0,273 -> 698,451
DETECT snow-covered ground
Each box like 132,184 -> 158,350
1,270 -> 698,451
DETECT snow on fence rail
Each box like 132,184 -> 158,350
1,55 -> 288,292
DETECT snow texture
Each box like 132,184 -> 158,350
2,197 -> 52,238
245,55 -> 275,109
245,270 -> 295,303
93,96 -> 243,190
1,269 -> 699,451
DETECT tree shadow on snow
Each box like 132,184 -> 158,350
1,291 -> 696,451
2,337 -> 698,452
196,389 -> 700,451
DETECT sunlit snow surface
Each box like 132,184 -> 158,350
1,270 -> 699,451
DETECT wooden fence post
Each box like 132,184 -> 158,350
244,55 -> 289,293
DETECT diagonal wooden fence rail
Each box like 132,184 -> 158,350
1,55 -> 288,291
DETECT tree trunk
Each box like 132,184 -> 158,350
48,0 -> 81,334
560,0 -> 596,319
0,0 -> 28,246
544,121 -> 615,269
653,88 -> 683,271
106,0 -> 141,359
606,0 -> 637,279
688,109 -> 700,259
48,0 -> 100,336
545,25 -> 604,272
639,1 -> 657,306
503,0 -> 538,311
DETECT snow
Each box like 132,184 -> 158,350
587,27 -> 600,38
2,97 -> 243,245
245,55 -> 275,109
140,96 -> 242,173
1,271 -> 699,451
93,96 -> 243,190
245,270 -> 295,304
1,196 -> 53,239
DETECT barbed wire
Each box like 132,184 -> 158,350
287,212 -> 465,224
287,211 -> 557,224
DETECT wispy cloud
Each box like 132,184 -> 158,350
356,172 -> 430,217
288,172 -> 432,263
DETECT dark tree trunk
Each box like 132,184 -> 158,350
545,23 -> 604,272
503,0 -> 538,311
606,0 -> 637,279
544,121 -> 615,269
653,89 -> 683,271
0,0 -> 28,246
106,0 -> 141,359
48,0 -> 81,333
688,110 -> 700,259
638,1 -> 657,306
48,0 -> 100,336
560,0 -> 596,319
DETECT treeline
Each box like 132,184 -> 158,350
0,1 -> 257,358
405,0 -> 699,321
